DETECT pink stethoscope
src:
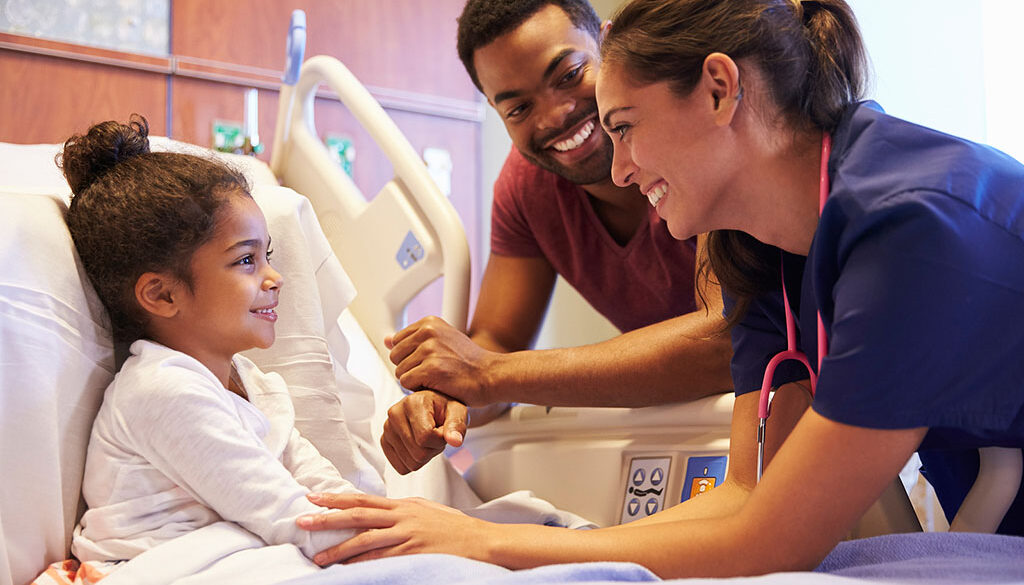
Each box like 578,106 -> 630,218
755,132 -> 832,483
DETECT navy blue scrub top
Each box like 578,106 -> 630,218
728,102 -> 1024,534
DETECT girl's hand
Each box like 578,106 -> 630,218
297,492 -> 488,566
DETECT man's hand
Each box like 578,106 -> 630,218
385,316 -> 498,406
380,389 -> 467,474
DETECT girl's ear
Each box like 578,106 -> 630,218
135,272 -> 182,318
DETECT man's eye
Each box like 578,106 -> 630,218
506,103 -> 528,119
560,66 -> 582,85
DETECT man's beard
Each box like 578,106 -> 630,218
519,106 -> 614,186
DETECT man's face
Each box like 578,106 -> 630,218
474,4 -> 612,186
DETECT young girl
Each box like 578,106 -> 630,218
57,116 -> 361,572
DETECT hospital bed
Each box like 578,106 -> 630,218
2,13 -> 1023,585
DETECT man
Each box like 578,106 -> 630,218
379,0 -> 733,474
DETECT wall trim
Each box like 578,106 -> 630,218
0,32 -> 484,122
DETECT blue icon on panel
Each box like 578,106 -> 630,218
632,468 -> 645,486
396,231 -> 424,270
628,498 -> 640,516
681,455 -> 728,502
650,467 -> 664,486
645,498 -> 659,515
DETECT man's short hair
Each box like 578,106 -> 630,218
457,0 -> 602,93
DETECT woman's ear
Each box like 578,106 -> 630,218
135,272 -> 182,319
702,52 -> 742,126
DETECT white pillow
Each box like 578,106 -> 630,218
0,190 -> 115,585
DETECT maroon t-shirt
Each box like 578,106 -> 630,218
490,149 -> 698,333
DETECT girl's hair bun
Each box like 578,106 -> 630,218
59,114 -> 151,196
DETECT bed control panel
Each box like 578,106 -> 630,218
681,455 -> 728,502
395,230 -> 424,269
620,456 -> 671,524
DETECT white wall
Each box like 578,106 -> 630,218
981,0 -> 1024,163
847,0 -> 987,142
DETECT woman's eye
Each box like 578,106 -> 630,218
611,125 -> 629,140
266,248 -> 274,262
238,254 -> 255,266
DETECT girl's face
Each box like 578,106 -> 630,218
595,61 -> 737,240
175,194 -> 282,365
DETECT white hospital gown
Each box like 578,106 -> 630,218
72,339 -> 360,562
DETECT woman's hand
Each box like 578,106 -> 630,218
296,492 -> 489,566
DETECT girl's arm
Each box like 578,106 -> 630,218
126,379 -> 356,560
282,429 -> 363,495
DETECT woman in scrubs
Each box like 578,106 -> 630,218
298,0 -> 1024,576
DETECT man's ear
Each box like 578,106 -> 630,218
701,52 -> 742,126
600,19 -> 612,43
134,272 -> 183,319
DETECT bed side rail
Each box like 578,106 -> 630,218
270,53 -> 470,369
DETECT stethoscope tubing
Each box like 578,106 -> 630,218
755,132 -> 832,483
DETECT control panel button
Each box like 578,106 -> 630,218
632,468 -> 646,486
650,467 -> 664,486
645,498 -> 659,515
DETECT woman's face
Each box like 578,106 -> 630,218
595,61 -> 737,240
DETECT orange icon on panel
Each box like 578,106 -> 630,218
689,477 -> 716,499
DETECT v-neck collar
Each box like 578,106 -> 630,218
573,185 -> 653,256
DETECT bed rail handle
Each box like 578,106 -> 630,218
288,56 -> 470,332
270,10 -> 306,174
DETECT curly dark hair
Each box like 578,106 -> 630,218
59,115 -> 251,342
457,0 -> 602,92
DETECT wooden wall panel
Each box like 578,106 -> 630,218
2,0 -> 485,316
170,76 -> 278,156
171,0 -> 478,103
0,50 -> 166,144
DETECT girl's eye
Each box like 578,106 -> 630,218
237,254 -> 255,266
266,248 -> 274,262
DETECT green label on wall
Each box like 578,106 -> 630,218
325,134 -> 355,177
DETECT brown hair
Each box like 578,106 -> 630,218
59,115 -> 251,342
602,0 -> 867,325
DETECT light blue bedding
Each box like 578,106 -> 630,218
278,533 -> 1024,585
